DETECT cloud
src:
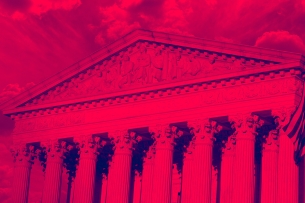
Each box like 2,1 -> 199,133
0,82 -> 35,104
120,0 -> 143,8
255,30 -> 305,53
29,0 -> 82,15
0,0 -> 81,17
95,3 -> 141,44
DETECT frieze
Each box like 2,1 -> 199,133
13,111 -> 86,134
22,42 -> 274,107
201,77 -> 303,105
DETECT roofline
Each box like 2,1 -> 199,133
2,61 -> 303,115
1,29 -> 304,111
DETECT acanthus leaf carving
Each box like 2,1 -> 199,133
74,135 -> 102,160
149,124 -> 182,149
187,119 -> 220,146
108,130 -> 141,154
40,140 -> 67,163
229,114 -> 264,140
263,129 -> 279,151
11,144 -> 36,166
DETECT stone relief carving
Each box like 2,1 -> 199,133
24,42 -> 272,106
14,77 -> 302,134
13,111 -> 86,134
201,78 -> 303,105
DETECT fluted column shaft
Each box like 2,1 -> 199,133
12,145 -> 35,203
141,146 -> 155,203
261,130 -> 279,203
132,171 -> 142,203
100,174 -> 108,203
73,136 -> 101,203
231,114 -> 261,203
188,119 -> 218,203
181,147 -> 193,203
220,136 -> 235,203
106,131 -> 140,203
42,141 -> 66,203
151,125 -> 179,203
193,139 -> 213,203
278,130 -> 299,203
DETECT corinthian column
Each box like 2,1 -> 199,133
11,144 -> 35,203
141,145 -> 155,203
230,114 -> 262,203
273,109 -> 299,203
73,135 -> 101,203
220,135 -> 236,203
106,131 -> 141,203
188,119 -> 220,203
150,124 -> 180,203
41,140 -> 66,203
181,139 -> 194,203
261,129 -> 279,203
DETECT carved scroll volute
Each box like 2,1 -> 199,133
229,114 -> 264,141
183,137 -> 195,160
40,140 -> 67,164
143,144 -> 156,164
187,119 -> 219,146
11,144 -> 36,167
74,135 -> 102,160
222,134 -> 236,155
109,130 -> 142,154
263,129 -> 279,151
272,107 -> 296,131
149,124 -> 181,150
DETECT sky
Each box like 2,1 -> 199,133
1,0 -> 305,202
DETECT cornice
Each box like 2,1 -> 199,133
6,64 -> 303,120
0,30 -> 303,112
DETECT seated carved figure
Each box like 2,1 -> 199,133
135,45 -> 151,84
170,52 -> 185,80
105,62 -> 119,90
118,55 -> 134,88
182,55 -> 202,77
152,48 -> 164,82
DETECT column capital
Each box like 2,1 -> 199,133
109,130 -> 142,154
229,114 -> 263,140
149,124 -> 181,149
143,144 -> 156,163
11,143 -> 36,167
74,135 -> 103,160
187,119 -> 221,146
222,135 -> 236,155
41,140 -> 67,163
263,129 -> 279,151
272,107 -> 295,130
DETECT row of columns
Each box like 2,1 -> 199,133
11,113 -> 300,203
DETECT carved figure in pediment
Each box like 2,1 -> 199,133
118,55 -> 135,88
230,57 -> 246,71
135,45 -> 151,84
169,52 -> 185,80
104,62 -> 119,90
182,55 -> 202,77
201,56 -> 217,74
152,48 -> 164,82
209,57 -> 232,72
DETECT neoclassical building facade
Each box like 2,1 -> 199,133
1,30 -> 305,203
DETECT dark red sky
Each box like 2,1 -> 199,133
1,0 -> 305,103
1,0 -> 305,202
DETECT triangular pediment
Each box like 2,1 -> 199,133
1,29 -> 304,114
